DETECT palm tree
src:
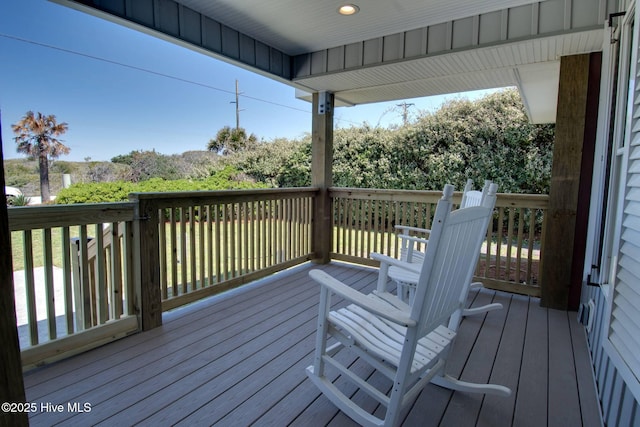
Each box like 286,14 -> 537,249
207,126 -> 257,155
12,111 -> 69,203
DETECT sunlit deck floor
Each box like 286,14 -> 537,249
24,262 -> 602,426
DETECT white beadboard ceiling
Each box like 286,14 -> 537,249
293,30 -> 604,123
178,0 -> 553,55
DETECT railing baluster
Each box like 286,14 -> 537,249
222,203 -> 229,280
61,227 -> 74,334
198,205 -> 205,289
111,222 -> 123,319
189,206 -> 196,291
123,220 -> 135,317
94,224 -> 108,325
243,201 -> 250,273
249,201 -> 255,272
288,198 -> 294,260
42,228 -> 57,340
235,202 -> 242,276
215,203 -> 221,284
527,209 -> 537,286
159,209 -> 168,299
359,199 -> 365,258
230,202 -> 236,278
180,207 -> 188,294
23,230 -> 38,345
495,207 -> 505,282
207,205 -> 213,287
258,200 -> 264,270
78,225 -> 92,330
506,208 -> 515,282
277,199 -> 284,262
516,208 -> 525,284
331,197 -> 344,253
393,202 -> 400,258
170,207 -> 178,297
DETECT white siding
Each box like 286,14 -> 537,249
604,3 -> 640,403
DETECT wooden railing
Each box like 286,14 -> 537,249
8,186 -> 547,369
8,203 -> 139,369
130,187 -> 317,311
330,188 -> 548,296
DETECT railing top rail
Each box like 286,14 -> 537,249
329,187 -> 549,208
129,187 -> 320,208
494,193 -> 549,209
330,187 -> 444,203
8,202 -> 137,231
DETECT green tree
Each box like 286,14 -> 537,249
332,125 -> 396,188
112,150 -> 180,182
228,136 -> 311,187
207,126 -> 258,155
12,111 -> 70,203
401,89 -> 554,193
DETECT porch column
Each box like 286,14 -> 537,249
130,195 -> 163,330
540,53 -> 601,310
311,92 -> 334,264
0,115 -> 28,426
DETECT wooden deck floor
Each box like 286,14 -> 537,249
23,262 -> 602,426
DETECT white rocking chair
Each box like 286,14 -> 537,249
387,179 -> 502,323
306,184 -> 510,427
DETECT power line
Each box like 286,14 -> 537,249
0,32 -> 313,115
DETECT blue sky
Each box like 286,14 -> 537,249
1,0 -> 501,162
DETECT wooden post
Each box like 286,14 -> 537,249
0,113 -> 29,427
540,53 -> 600,310
130,195 -> 163,330
311,92 -> 334,264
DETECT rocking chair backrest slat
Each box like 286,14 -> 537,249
460,179 -> 491,208
411,184 -> 497,336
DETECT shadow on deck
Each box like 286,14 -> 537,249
23,262 -> 601,426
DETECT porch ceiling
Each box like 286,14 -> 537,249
177,0 -> 548,55
294,30 -> 601,123
55,0 -> 610,123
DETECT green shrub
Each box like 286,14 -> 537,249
55,166 -> 267,204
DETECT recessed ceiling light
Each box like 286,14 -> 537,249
338,4 -> 359,15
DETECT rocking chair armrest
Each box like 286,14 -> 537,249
370,252 -> 421,274
397,234 -> 430,246
394,225 -> 432,235
309,269 -> 416,327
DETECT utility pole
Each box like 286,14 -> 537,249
396,102 -> 414,125
230,79 -> 243,130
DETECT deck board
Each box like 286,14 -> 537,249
23,262 -> 602,426
441,291 -> 511,427
569,318 -> 603,427
513,297 -> 549,427
478,293 -> 528,427
548,309 -> 582,427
